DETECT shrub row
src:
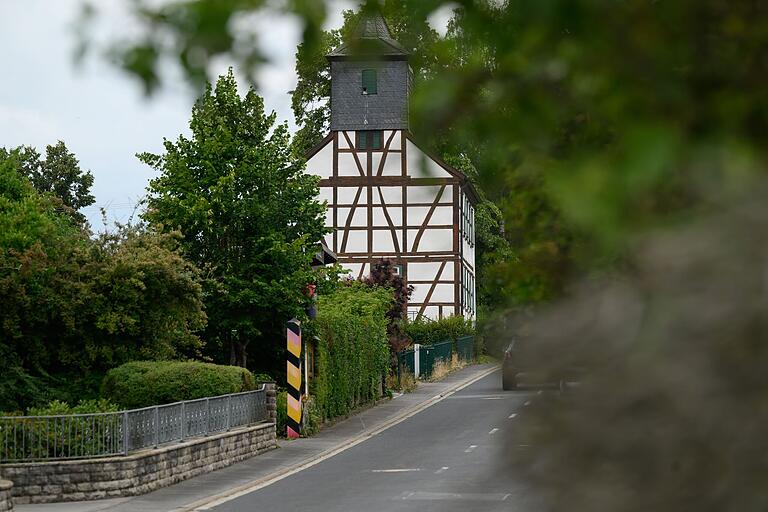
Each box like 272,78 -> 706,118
101,361 -> 256,409
311,284 -> 391,420
404,315 -> 475,346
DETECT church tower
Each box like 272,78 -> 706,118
326,11 -> 411,135
305,9 -> 478,321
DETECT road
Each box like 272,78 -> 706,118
212,369 -> 534,512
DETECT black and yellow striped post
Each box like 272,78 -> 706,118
286,318 -> 302,439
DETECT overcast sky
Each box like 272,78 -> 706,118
0,1 -> 451,230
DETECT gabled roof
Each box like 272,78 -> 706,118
326,10 -> 408,61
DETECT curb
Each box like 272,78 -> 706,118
184,364 -> 500,511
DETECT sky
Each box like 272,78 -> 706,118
0,1 -> 452,230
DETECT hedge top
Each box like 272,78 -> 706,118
101,360 -> 256,409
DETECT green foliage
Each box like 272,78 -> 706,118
0,156 -> 206,411
26,399 -> 120,417
359,259 -> 413,354
404,315 -> 474,346
139,69 -> 327,372
100,361 -> 256,409
0,141 -> 95,225
312,284 -> 391,420
1,399 -> 123,461
275,390 -> 287,437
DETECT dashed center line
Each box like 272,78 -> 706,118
435,466 -> 450,474
371,468 -> 421,473
523,400 -> 531,406
464,445 -> 478,453
488,428 -> 499,435
508,413 -> 517,419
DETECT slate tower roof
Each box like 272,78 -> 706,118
327,10 -> 408,60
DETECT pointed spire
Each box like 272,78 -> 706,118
326,7 -> 407,60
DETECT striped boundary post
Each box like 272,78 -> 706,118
286,319 -> 302,439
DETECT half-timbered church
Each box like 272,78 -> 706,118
306,11 -> 478,321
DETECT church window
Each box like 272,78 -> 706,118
356,130 -> 383,150
362,69 -> 378,94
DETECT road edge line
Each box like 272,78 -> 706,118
184,364 -> 500,511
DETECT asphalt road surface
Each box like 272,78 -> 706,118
212,369 -> 534,512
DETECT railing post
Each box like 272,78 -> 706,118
227,395 -> 232,432
205,398 -> 210,435
122,411 -> 129,455
181,401 -> 186,442
153,407 -> 159,448
414,344 -> 421,378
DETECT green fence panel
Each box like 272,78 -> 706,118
419,340 -> 453,378
397,350 -> 416,383
396,335 -> 474,382
456,335 -> 474,361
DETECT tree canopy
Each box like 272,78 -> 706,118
0,154 -> 205,411
139,69 -> 327,372
0,141 -> 95,224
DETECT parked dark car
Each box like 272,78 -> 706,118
502,337 -> 584,391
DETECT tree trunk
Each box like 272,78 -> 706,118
230,340 -> 248,368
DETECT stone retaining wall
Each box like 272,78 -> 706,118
0,480 -> 13,511
0,422 -> 275,504
1,382 -> 278,505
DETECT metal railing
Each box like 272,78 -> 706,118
0,385 -> 267,462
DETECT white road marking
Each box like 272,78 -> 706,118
537,390 -> 543,395
508,413 -> 517,419
482,397 -> 504,400
503,493 -> 511,501
435,466 -> 449,474
402,492 -> 513,502
371,468 -> 421,473
488,428 -> 499,435
524,400 -> 531,406
465,444 -> 478,453
188,366 -> 501,511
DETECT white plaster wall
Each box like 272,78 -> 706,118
338,153 -> 363,176
336,186 -> 360,205
408,228 -> 453,252
341,231 -> 367,253
407,185 -> 443,204
406,140 -> 452,179
338,131 -> 352,149
306,142 -> 334,179
372,206 -> 402,226
372,231 -> 397,253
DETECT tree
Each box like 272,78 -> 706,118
0,141 -> 95,224
0,155 -> 205,411
139,69 -> 327,371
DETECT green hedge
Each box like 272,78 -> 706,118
312,284 -> 391,420
101,361 -> 256,408
404,315 -> 475,346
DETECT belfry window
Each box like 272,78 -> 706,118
362,69 -> 377,95
356,130 -> 383,150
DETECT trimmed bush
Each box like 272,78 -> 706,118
101,361 -> 256,408
312,283 -> 391,420
404,315 -> 475,346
